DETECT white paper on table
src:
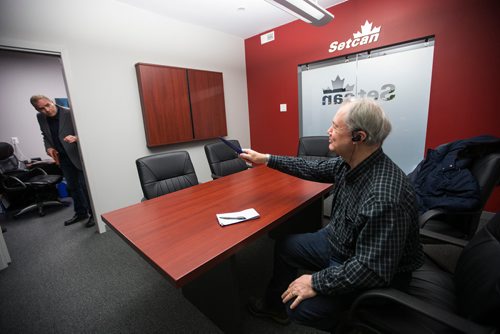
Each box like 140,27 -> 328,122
216,208 -> 260,226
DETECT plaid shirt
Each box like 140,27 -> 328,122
268,148 -> 424,296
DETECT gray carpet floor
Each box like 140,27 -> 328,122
0,202 -> 325,334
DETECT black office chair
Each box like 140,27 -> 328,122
419,152 -> 500,240
297,136 -> 337,161
0,142 -> 66,217
297,136 -> 336,219
136,151 -> 199,200
204,139 -> 248,179
340,212 -> 500,334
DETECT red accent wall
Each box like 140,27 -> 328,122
245,0 -> 500,211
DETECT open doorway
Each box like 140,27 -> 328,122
0,49 -> 68,160
0,47 -> 94,226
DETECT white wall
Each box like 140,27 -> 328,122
0,50 -> 67,160
0,0 -> 250,232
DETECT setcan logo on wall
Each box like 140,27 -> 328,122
328,21 -> 381,53
321,75 -> 395,105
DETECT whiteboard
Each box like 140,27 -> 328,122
299,40 -> 434,174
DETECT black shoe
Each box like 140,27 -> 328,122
85,217 -> 95,228
64,214 -> 88,226
248,297 -> 290,325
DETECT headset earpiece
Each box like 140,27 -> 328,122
352,131 -> 362,142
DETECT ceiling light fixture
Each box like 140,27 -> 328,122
264,0 -> 334,26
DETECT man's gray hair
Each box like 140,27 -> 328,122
342,97 -> 392,145
29,95 -> 52,107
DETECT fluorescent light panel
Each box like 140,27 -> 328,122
286,0 -> 325,20
264,0 -> 334,26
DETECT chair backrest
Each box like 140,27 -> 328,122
454,212 -> 500,327
204,140 -> 247,179
460,152 -> 500,236
470,153 -> 500,207
297,136 -> 336,161
136,151 -> 198,200
0,142 -> 20,174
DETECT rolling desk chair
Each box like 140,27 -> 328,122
297,136 -> 337,218
419,152 -> 500,240
204,139 -> 248,180
297,136 -> 337,161
136,151 -> 199,200
0,142 -> 66,218
341,212 -> 500,334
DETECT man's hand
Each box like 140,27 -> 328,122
63,135 -> 78,143
239,149 -> 268,165
47,148 -> 60,165
281,274 -> 317,309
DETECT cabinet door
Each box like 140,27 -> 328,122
136,64 -> 193,147
188,69 -> 227,140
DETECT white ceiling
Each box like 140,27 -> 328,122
115,0 -> 345,39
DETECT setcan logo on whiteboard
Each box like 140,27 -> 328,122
328,21 -> 381,53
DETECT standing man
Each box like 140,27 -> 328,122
30,95 -> 94,228
241,97 -> 424,332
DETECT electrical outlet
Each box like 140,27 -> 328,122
280,104 -> 287,112
11,137 -> 19,144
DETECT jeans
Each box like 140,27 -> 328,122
265,228 -> 357,332
59,153 -> 91,217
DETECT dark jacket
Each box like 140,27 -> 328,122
408,135 -> 500,213
36,106 -> 83,170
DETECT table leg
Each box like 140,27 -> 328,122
182,255 -> 241,333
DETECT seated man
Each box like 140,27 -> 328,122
241,97 -> 424,332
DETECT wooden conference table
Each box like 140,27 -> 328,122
102,165 -> 333,332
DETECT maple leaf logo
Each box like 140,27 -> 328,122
322,76 -> 354,94
353,21 -> 381,38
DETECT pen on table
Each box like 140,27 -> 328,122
219,216 -> 246,219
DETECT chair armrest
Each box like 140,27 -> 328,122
419,229 -> 468,248
420,209 -> 480,228
28,167 -> 48,176
1,175 -> 27,191
419,208 -> 447,227
349,288 -> 493,334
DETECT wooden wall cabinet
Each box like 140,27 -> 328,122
135,63 -> 227,147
